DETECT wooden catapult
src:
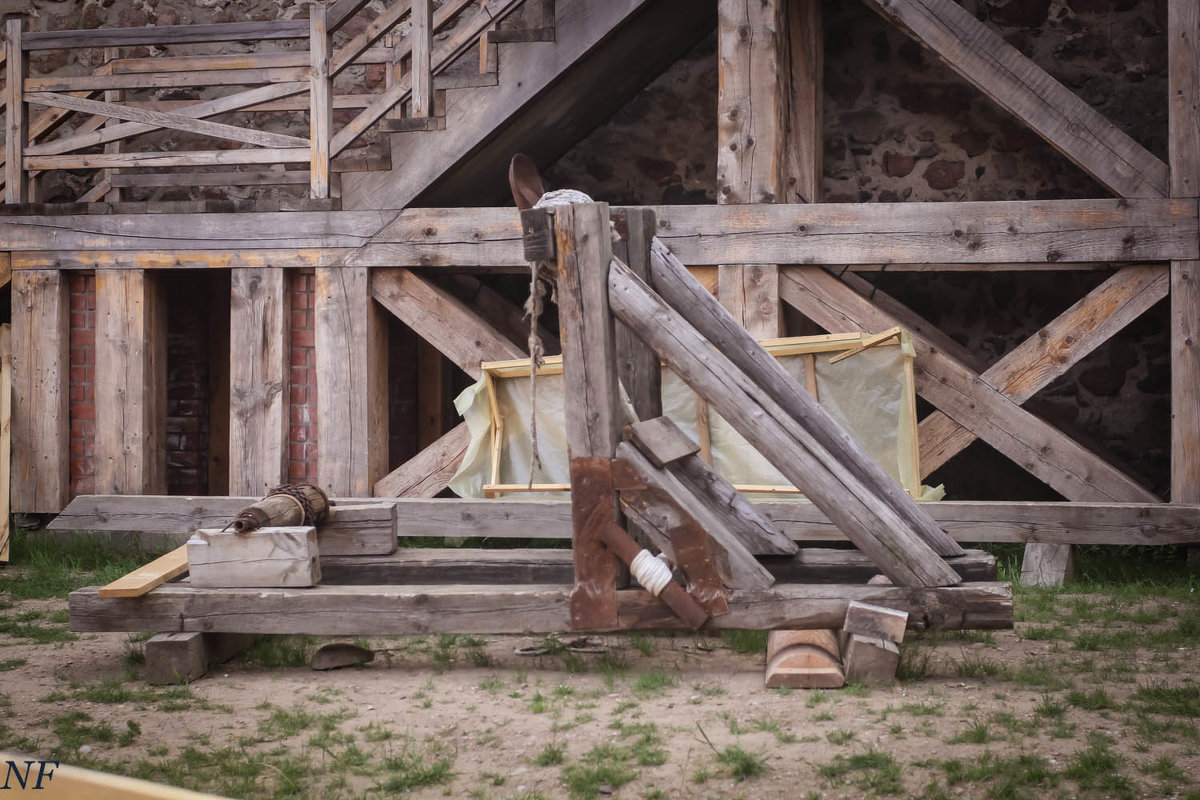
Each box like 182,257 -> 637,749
69,180 -> 1012,685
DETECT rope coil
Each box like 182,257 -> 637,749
630,549 -> 674,596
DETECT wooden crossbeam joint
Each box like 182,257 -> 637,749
596,522 -> 709,630
521,207 -> 555,261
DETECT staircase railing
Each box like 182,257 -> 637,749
1,0 -> 533,205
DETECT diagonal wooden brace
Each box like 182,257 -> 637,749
597,522 -> 710,631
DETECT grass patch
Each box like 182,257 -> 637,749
237,635 -> 317,668
0,531 -> 163,600
1066,688 -> 1119,711
563,744 -> 638,799
377,741 -> 456,793
724,630 -> 768,654
534,742 -> 565,766
818,749 -> 902,795
1065,734 -> 1136,800
1128,682 -> 1200,716
631,669 -> 676,698
0,658 -> 27,671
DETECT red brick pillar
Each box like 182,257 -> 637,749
289,269 -> 319,483
67,273 -> 96,498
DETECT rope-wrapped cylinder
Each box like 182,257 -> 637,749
231,484 -> 330,534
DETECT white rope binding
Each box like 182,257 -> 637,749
533,188 -> 595,208
630,549 -> 674,597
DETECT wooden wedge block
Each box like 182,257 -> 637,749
844,600 -> 908,644
319,503 -> 397,556
144,631 -> 257,685
187,526 -> 320,588
765,629 -> 845,689
843,633 -> 901,686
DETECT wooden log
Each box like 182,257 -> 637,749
373,422 -> 471,497
555,202 -> 622,629
315,267 -> 388,497
22,20 -> 308,50
95,270 -> 167,495
780,267 -> 1159,504
608,258 -> 962,587
918,265 -> 1169,475
5,18 -> 26,204
230,485 -> 329,533
310,3 -> 332,199
98,546 -> 190,599
68,581 -> 1014,634
144,631 -> 257,685
24,92 -> 309,149
187,526 -> 320,588
861,0 -> 1167,198
841,634 -> 900,687
611,208 -> 662,419
644,237 -> 963,559
764,629 -> 845,689
371,268 -> 523,378
228,269 -> 289,496
0,325 -> 10,563
11,272 -> 68,513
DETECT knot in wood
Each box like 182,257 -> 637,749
423,226 -> 437,236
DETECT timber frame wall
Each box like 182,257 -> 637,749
3,0 -> 1200,585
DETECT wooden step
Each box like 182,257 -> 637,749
434,72 -> 499,90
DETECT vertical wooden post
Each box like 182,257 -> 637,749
103,47 -> 122,203
11,271 -> 68,513
384,32 -> 403,120
612,208 -> 662,421
556,202 -> 622,630
5,16 -> 27,205
0,324 -> 12,563
411,0 -> 434,119
1170,0 -> 1200,509
315,267 -> 388,497
416,339 -> 448,449
716,0 -> 790,338
95,270 -> 167,496
309,2 -> 332,199
229,268 -> 290,497
786,0 -> 822,205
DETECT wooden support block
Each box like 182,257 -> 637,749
842,634 -> 900,687
187,526 -> 320,588
843,600 -> 908,644
228,268 -> 289,497
319,503 -> 397,556
11,271 -> 69,513
625,417 -> 699,468
765,629 -> 845,689
520,207 -> 555,261
98,545 -> 189,598
144,631 -> 257,685
1020,542 -> 1074,588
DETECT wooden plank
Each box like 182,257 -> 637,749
716,0 -> 787,338
315,267 -> 388,497
109,171 -> 309,188
25,92 -> 308,150
374,421 -> 471,497
555,202 -> 622,629
612,208 -> 662,419
310,3 -> 332,199
11,271 -> 69,513
16,249 -> 354,271
24,83 -> 308,157
228,269 -> 289,497
1170,0 -> 1200,505
442,273 -> 561,354
411,0 -> 434,119
608,257 -> 962,587
645,236 -> 964,560
626,416 -> 699,468
919,264 -> 1169,475
188,526 -> 320,588
786,0 -> 822,204
780,267 -> 1159,503
0,325 -> 11,563
371,268 -> 523,379
25,149 -> 310,171
95,270 -> 167,495
25,68 -> 311,92
98,545 -> 189,598
0,757 -> 232,800
329,0 -> 373,31
614,441 -> 776,589
23,20 -> 308,50
5,18 -> 25,204
330,0 -> 422,76
862,0 -> 1168,198
67,581 -> 1014,634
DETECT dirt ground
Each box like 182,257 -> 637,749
3,587 -> 1200,800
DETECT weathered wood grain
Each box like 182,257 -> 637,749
919,264 -> 1169,475
0,325 -> 10,563
611,208 -> 662,419
862,0 -> 1168,198
316,503 -> 397,556
228,269 -> 289,497
188,527 -> 320,588
25,148 -> 310,171
68,581 -> 1013,634
411,0 -> 434,118
315,267 -> 388,497
780,267 -> 1159,503
626,417 -> 699,468
22,19 -> 308,50
609,258 -> 962,587
98,545 -> 189,598
95,270 -> 167,495
309,3 -> 332,199
144,631 -> 257,685
5,18 -> 26,204
370,268 -> 523,379
12,271 -> 69,509
373,422 -> 471,498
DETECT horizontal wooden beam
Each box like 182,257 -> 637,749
25,148 -> 310,171
13,249 -> 353,271
26,67 -> 311,92
68,581 -> 1013,634
50,496 -> 1200,546
22,20 -> 309,50
7,202 -> 1195,266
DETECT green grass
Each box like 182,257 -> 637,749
1066,688 -> 1119,711
0,530 -> 163,600
631,669 -> 676,697
563,744 -> 638,799
377,743 -> 456,793
724,630 -> 768,654
534,742 -> 565,766
237,635 -> 317,668
818,749 -> 903,795
1128,682 -> 1200,716
0,658 -> 27,671
1065,734 -> 1137,800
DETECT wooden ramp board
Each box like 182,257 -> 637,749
68,581 -> 1013,635
98,545 -> 189,598
0,752 -> 233,799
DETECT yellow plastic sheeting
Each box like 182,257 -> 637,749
448,332 -> 943,501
